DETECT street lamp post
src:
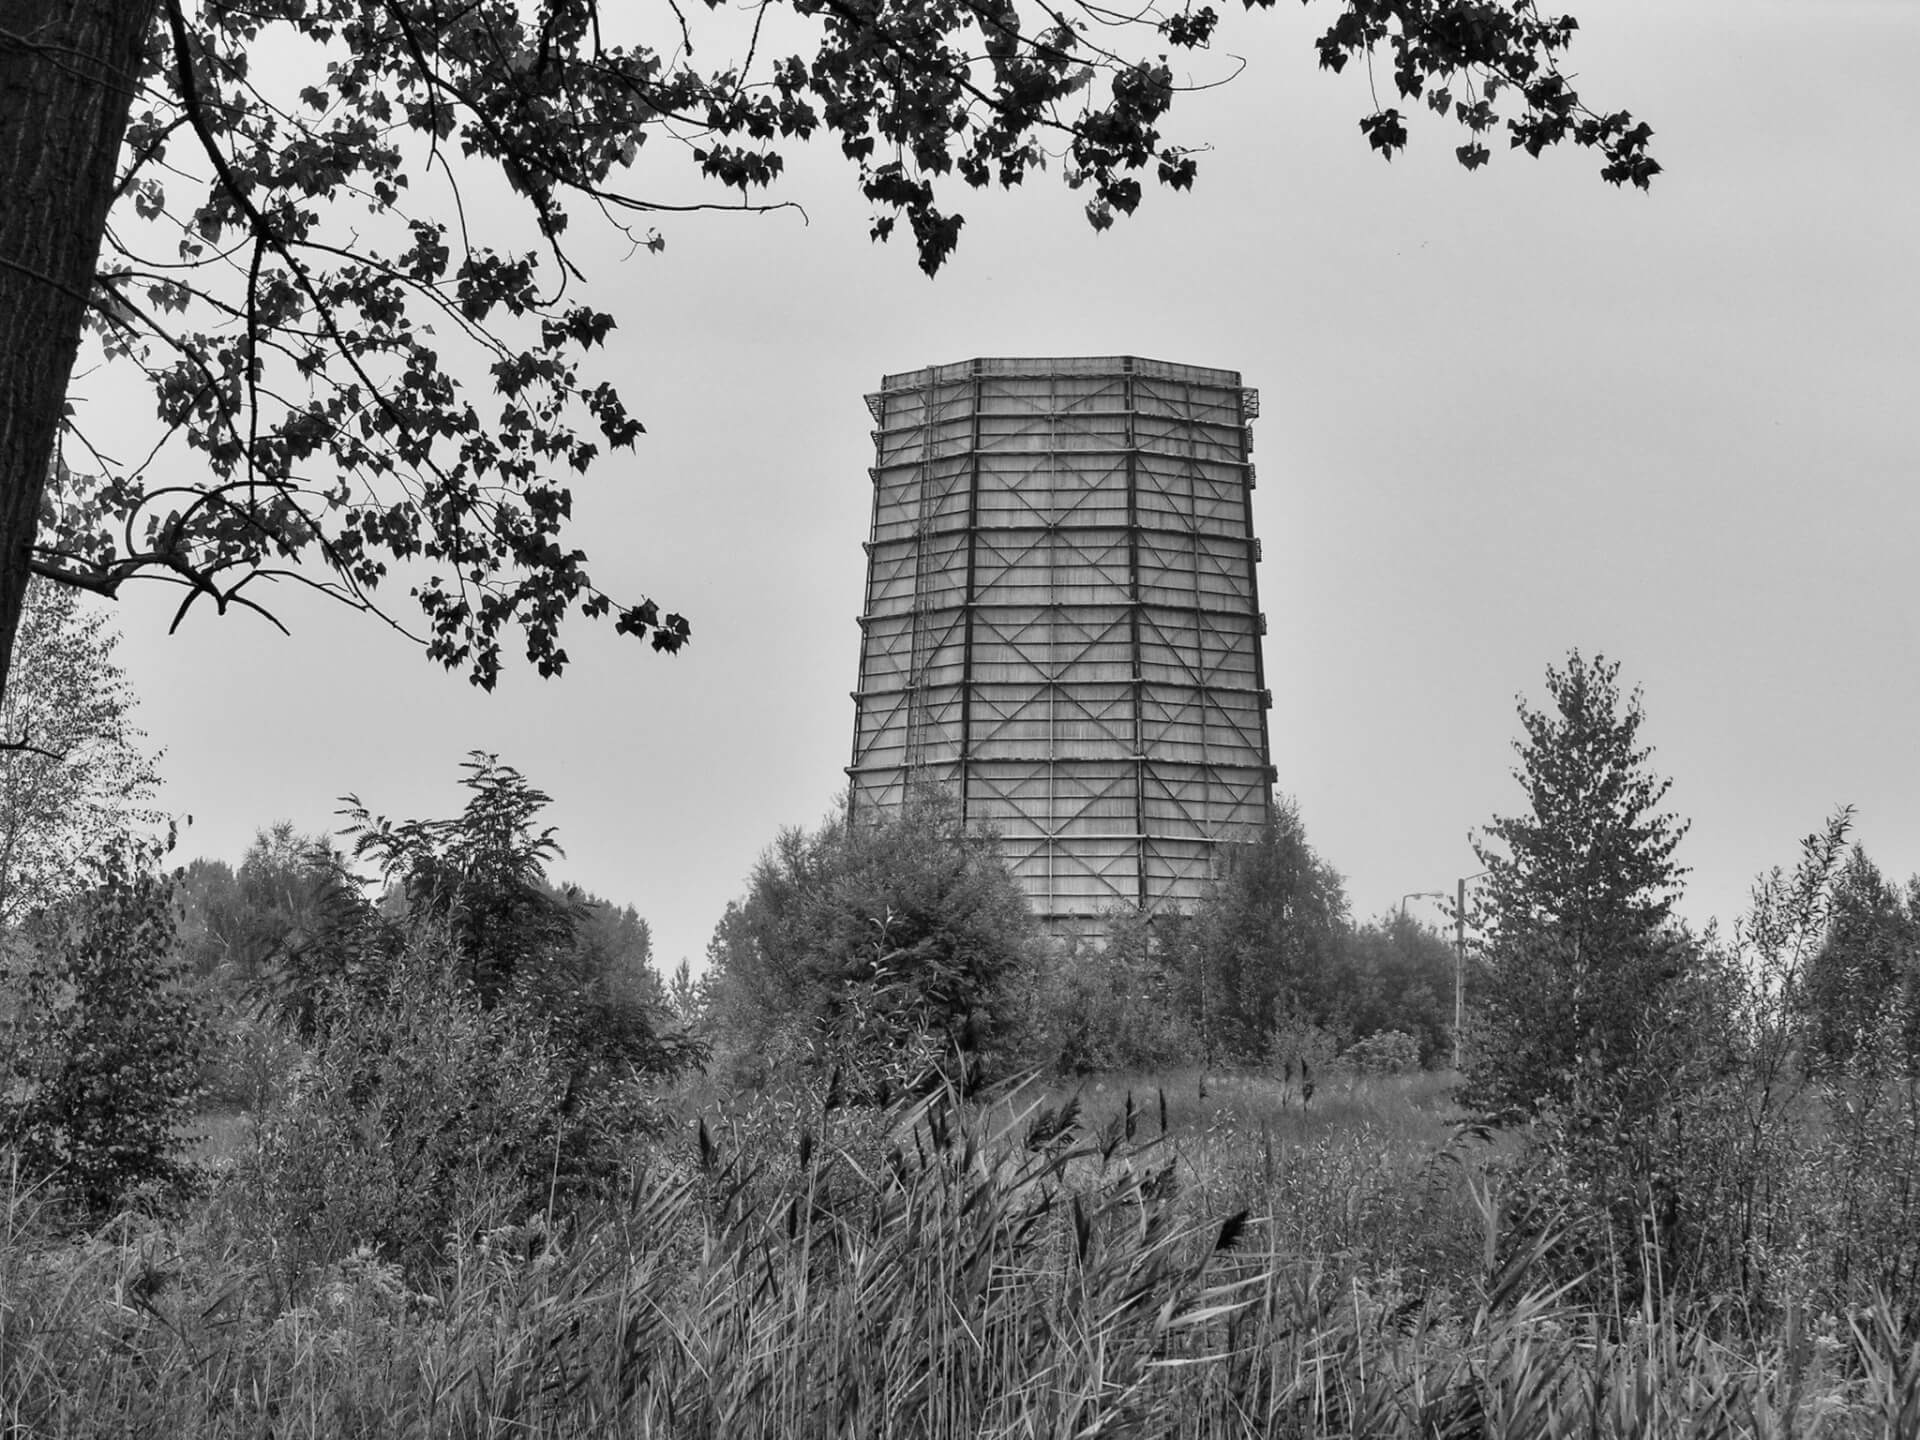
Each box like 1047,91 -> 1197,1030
1400,879 -> 1486,1071
1452,871 -> 1489,1071
1454,876 -> 1467,1070
1398,890 -> 1456,1067
1400,890 -> 1447,919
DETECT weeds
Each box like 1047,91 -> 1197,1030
5,1072 -> 1920,1437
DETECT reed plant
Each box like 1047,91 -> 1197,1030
3,1075 -> 1919,1437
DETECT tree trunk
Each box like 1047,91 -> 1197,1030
0,0 -> 157,706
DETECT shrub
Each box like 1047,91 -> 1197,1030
1265,1009 -> 1344,1093
339,754 -> 702,1084
225,931 -> 661,1288
1484,811 -> 1920,1330
1016,911 -> 1198,1076
1345,1029 -> 1422,1075
0,838 -> 208,1218
706,788 -> 1035,1090
1335,913 -> 1461,1066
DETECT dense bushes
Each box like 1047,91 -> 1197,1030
980,806 -> 1461,1078
1016,908 -> 1198,1075
0,751 -> 701,1243
704,790 -> 1034,1090
214,757 -> 701,1280
1799,844 -> 1920,1075
227,934 -> 650,1286
1476,809 -> 1920,1332
7,749 -> 1920,1430
20,730 -> 1920,1368
1329,912 -> 1463,1066
10,1073 -> 1920,1438
699,794 -> 1461,1086
0,840 -> 207,1217
1158,803 -> 1349,1062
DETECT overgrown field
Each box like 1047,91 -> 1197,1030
6,1070 -> 1920,1439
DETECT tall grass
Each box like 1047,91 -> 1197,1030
4,1076 -> 1920,1437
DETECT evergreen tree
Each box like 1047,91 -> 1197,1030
1470,650 -> 1691,1114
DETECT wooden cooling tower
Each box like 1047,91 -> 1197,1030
848,356 -> 1276,926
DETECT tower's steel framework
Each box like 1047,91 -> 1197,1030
848,356 -> 1276,925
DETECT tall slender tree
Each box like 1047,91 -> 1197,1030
1470,650 -> 1690,1113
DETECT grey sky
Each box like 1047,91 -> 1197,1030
89,0 -> 1920,966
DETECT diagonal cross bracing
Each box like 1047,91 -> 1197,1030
849,358 -> 1277,928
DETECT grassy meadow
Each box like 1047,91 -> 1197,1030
5,1066 -> 1920,1438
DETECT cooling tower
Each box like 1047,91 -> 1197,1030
847,356 -> 1277,926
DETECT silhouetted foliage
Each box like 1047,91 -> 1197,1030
344,755 -> 577,1009
3,0 -> 1657,712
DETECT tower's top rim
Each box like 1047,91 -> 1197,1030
872,355 -> 1246,394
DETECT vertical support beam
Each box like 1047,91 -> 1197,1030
1180,376 -> 1214,877
1454,874 -> 1468,1071
1044,364 -> 1058,916
903,372 -> 938,781
958,361 -> 983,824
847,387 -> 890,824
1235,383 -> 1274,826
1123,358 -> 1147,911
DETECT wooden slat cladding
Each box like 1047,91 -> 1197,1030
849,358 -> 1276,929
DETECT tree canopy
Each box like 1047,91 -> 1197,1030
0,0 -> 1660,703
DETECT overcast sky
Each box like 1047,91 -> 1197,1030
83,0 -> 1920,968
